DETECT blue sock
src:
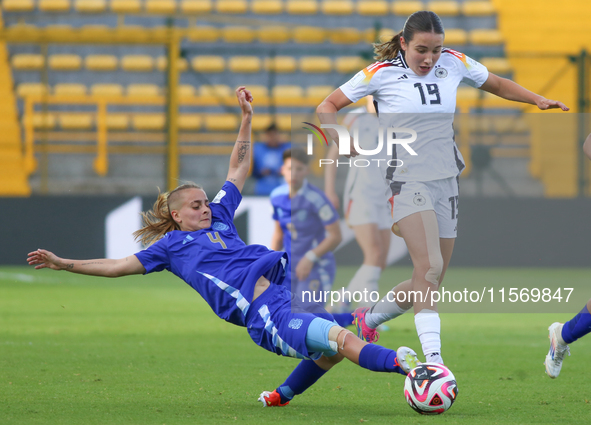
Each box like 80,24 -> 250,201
332,312 -> 353,328
276,360 -> 327,403
561,305 -> 591,344
358,344 -> 406,375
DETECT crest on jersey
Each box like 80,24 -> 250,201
288,318 -> 303,329
435,68 -> 448,79
413,194 -> 426,206
212,222 -> 229,232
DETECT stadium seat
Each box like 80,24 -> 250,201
178,84 -> 197,98
300,56 -> 332,73
252,114 -> 273,132
17,83 -> 48,97
467,116 -> 494,133
54,83 -> 87,96
48,54 -> 82,70
27,113 -> 56,129
11,54 -> 44,70
110,0 -> 141,13
334,56 -> 368,74
91,83 -> 124,96
462,1 -> 495,16
204,113 -> 239,131
275,114 -> 291,131
427,1 -> 460,17
127,84 -> 160,96
192,56 -> 225,73
264,56 -> 297,73
105,114 -> 129,130
228,56 -> 261,73
2,0 -> 35,12
480,57 -> 512,74
85,55 -> 118,71
272,85 -> 304,106
115,26 -> 149,41
493,116 -> 528,134
444,29 -> 468,45
180,0 -> 213,13
121,55 -> 154,72
469,29 -> 503,45
156,56 -> 189,72
251,0 -> 282,14
321,0 -> 353,15
80,25 -> 112,39
247,85 -> 269,104
178,114 -> 202,130
222,26 -> 255,43
59,114 -> 94,130
357,0 -> 388,16
378,28 -> 396,43
215,0 -> 247,14
74,0 -> 106,12
456,86 -> 480,102
293,26 -> 325,44
306,86 -> 334,104
187,26 -> 220,42
286,0 -> 318,15
198,85 -> 232,105
392,0 -> 423,15
145,0 -> 176,13
258,26 -> 291,44
132,113 -> 166,130
38,0 -> 70,12
329,28 -> 361,44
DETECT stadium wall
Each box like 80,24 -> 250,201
1,197 -> 589,267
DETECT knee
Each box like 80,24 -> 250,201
414,255 -> 443,287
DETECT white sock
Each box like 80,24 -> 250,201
345,264 -> 382,303
365,295 -> 409,329
414,309 -> 442,363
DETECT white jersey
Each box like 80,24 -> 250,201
340,49 -> 489,182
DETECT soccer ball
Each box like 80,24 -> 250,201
403,363 -> 458,415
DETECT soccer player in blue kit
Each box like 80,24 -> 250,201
27,87 -> 419,407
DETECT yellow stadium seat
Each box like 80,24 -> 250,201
470,29 -> 503,45
493,116 -> 528,134
276,114 -> 291,131
205,113 -> 239,131
60,114 -> 94,130
321,0 -> 353,15
329,28 -> 361,44
293,26 -> 325,44
127,84 -> 160,96
156,56 -> 189,72
357,0 -> 388,15
427,1 -> 459,16
456,86 -> 480,102
392,0 -> 423,15
11,54 -> 44,70
480,57 -> 512,74
180,0 -> 213,13
178,85 -> 197,98
187,26 -> 220,42
247,85 -> 269,104
252,114 -> 273,132
258,26 -> 291,44
121,55 -> 154,71
91,83 -> 124,96
468,116 -> 493,133
110,0 -> 141,13
79,25 -> 112,39
222,26 -> 255,43
27,113 -> 56,129
334,56 -> 368,74
378,28 -> 397,42
145,0 -> 176,13
300,57 -> 332,73
43,25 -> 74,38
198,85 -> 232,105
48,54 -> 82,70
462,1 -> 495,16
192,56 -> 225,73
39,0 -> 70,12
251,0 -> 282,14
85,55 -> 118,71
132,113 -> 166,130
215,0 -> 247,14
228,56 -> 261,73
306,86 -> 334,104
2,0 -> 35,12
54,83 -> 87,96
286,0 -> 317,14
272,85 -> 304,106
17,83 -> 48,97
105,114 -> 129,130
178,114 -> 202,130
74,0 -> 106,12
264,56 -> 297,73
444,29 -> 468,45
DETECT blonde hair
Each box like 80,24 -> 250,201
133,183 -> 203,246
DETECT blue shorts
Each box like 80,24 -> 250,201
245,283 -> 336,360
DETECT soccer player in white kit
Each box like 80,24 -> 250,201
317,10 -> 569,365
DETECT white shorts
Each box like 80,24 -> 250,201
387,176 -> 459,238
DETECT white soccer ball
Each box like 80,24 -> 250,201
403,363 -> 458,415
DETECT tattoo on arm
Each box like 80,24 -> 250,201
237,141 -> 250,163
67,263 -> 74,269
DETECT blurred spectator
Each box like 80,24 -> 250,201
252,123 -> 290,195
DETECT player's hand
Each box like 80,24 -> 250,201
236,86 -> 253,115
536,98 -> 569,111
27,249 -> 65,270
295,258 -> 314,281
326,191 -> 340,210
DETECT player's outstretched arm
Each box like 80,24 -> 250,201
479,73 -> 569,111
317,89 -> 358,157
27,249 -> 145,278
584,133 -> 591,160
226,86 -> 254,193
324,143 -> 340,209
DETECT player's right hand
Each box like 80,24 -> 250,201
27,249 -> 64,270
236,86 -> 253,115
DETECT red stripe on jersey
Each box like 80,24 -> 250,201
362,61 -> 395,83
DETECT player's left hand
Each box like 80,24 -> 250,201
295,258 -> 313,281
536,98 -> 569,111
236,86 -> 253,115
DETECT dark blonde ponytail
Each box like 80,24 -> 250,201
373,31 -> 403,61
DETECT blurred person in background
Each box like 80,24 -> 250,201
252,123 -> 290,196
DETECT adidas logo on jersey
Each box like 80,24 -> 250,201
398,74 -> 409,80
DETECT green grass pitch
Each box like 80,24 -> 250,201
1,266 -> 590,424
